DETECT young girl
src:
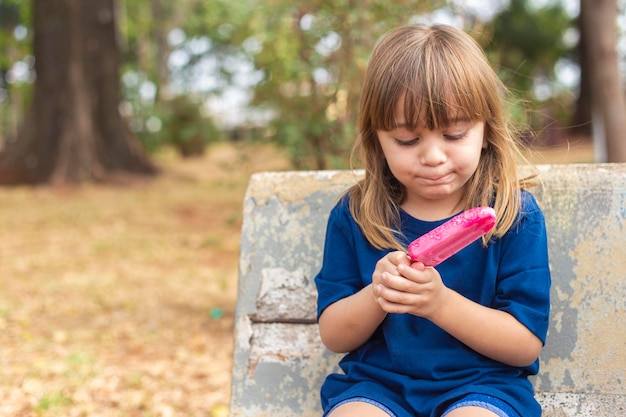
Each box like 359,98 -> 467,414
315,24 -> 551,417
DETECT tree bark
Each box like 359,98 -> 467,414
569,14 -> 592,137
149,0 -> 170,102
580,0 -> 626,162
0,0 -> 157,185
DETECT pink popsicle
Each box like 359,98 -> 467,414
408,206 -> 496,267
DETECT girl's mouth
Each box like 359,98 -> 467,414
420,173 -> 452,184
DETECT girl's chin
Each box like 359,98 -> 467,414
408,186 -> 465,203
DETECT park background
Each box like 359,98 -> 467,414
0,0 -> 620,416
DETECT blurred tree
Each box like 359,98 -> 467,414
121,0 -> 187,101
484,0 -> 575,144
0,0 -> 31,142
569,9 -> 592,139
0,0 -> 156,185
489,0 -> 573,93
158,95 -> 225,157
3,0 -> 620,169
243,0 -> 444,169
580,0 -> 626,162
120,0 -> 236,153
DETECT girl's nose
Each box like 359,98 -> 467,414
420,141 -> 447,166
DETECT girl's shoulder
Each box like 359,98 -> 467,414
331,189 -> 351,211
508,189 -> 546,233
331,187 -> 357,212
327,189 -> 355,224
519,189 -> 544,216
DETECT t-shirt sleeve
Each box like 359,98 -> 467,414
314,197 -> 365,320
494,191 -> 551,344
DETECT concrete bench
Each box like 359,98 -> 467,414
230,164 -> 626,417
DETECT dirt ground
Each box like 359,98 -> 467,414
0,138 -> 594,417
0,142 -> 292,417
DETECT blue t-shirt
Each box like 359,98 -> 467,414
315,190 -> 551,417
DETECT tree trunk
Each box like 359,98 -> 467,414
149,0 -> 170,102
580,0 -> 626,162
569,14 -> 592,138
0,0 -> 157,185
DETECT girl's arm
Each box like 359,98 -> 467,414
376,263 -> 542,367
428,286 -> 543,367
318,251 -> 409,353
318,283 -> 387,353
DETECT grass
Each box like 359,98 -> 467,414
0,142 -> 291,417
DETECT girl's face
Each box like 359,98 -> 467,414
377,102 -> 486,220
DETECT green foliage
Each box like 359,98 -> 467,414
499,1 -> 572,63
118,0 -> 243,156
239,0 -> 445,169
486,0 -> 575,109
0,0 -> 31,70
0,0 -> 585,163
35,391 -> 72,411
134,95 -> 225,157
0,0 -> 32,141
0,0 -> 21,30
159,95 -> 224,157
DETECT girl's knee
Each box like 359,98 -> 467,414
443,406 -> 500,417
327,400 -> 393,417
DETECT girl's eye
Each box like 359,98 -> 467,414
394,138 -> 419,147
444,131 -> 468,141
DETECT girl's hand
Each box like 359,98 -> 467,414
371,251 -> 411,301
374,259 -> 451,318
371,252 -> 542,366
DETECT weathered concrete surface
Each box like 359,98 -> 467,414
230,164 -> 626,417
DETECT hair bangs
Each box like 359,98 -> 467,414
366,82 -> 404,132
368,28 -> 494,133
406,51 -> 491,130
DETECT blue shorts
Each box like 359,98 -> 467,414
442,393 -> 521,417
326,396 -> 397,417
326,393 -> 521,417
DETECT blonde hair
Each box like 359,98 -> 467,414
349,24 -> 535,251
